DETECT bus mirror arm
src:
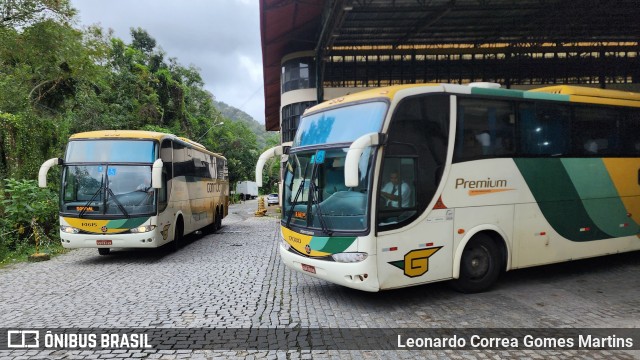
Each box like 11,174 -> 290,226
151,159 -> 163,189
344,133 -> 386,188
255,145 -> 286,187
38,157 -> 63,188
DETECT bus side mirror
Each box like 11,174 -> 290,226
152,159 -> 163,189
255,144 -> 289,187
344,133 -> 385,188
38,158 -> 63,188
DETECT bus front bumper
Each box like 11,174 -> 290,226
279,242 -> 380,292
60,229 -> 162,249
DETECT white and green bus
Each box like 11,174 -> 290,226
39,130 -> 229,255
257,83 -> 640,292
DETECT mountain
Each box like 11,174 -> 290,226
214,100 -> 278,149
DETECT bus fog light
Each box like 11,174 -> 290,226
60,225 -> 79,234
130,225 -> 156,233
331,252 -> 368,263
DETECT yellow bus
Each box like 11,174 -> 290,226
257,83 -> 640,292
39,130 -> 229,255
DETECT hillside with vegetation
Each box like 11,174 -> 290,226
0,0 -> 281,263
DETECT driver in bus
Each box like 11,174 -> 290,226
380,171 -> 411,208
136,174 -> 152,192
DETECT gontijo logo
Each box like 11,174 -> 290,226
455,177 -> 514,196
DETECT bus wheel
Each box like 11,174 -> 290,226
172,219 -> 184,251
98,248 -> 110,256
203,211 -> 217,234
216,208 -> 223,230
451,234 -> 501,293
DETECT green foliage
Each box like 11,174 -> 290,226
0,0 -> 75,29
0,178 -> 59,261
2,178 -> 57,227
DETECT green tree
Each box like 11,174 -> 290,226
0,0 -> 75,29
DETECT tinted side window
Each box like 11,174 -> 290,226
378,94 -> 449,229
519,103 -> 570,156
454,98 -> 515,161
572,107 -> 620,155
622,109 -> 640,155
158,139 -> 172,212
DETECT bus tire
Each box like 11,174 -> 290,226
172,218 -> 184,251
216,207 -> 223,230
98,248 -> 110,256
451,233 -> 501,293
203,209 -> 217,234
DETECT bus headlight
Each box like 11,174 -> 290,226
281,238 -> 291,251
60,225 -> 79,234
331,252 -> 368,263
130,225 -> 156,233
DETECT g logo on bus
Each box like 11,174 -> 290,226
389,247 -> 442,278
101,226 -> 108,233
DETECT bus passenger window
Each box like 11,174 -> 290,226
573,107 -> 619,156
519,103 -> 570,156
622,109 -> 640,155
455,99 -> 514,160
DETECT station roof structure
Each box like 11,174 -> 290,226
260,0 -> 640,131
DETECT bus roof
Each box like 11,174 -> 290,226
69,130 -> 225,159
304,83 -> 640,115
529,85 -> 640,107
70,130 -> 169,141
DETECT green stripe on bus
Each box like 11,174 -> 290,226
107,219 -> 128,228
523,92 -> 570,102
120,217 -> 149,229
514,158 -> 609,241
309,236 -> 357,253
561,158 -> 640,238
470,87 -> 524,98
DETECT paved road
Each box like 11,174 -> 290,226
0,200 -> 638,359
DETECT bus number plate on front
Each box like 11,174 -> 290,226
96,240 -> 112,246
301,263 -> 316,274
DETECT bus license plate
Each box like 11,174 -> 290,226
96,240 -> 112,246
301,263 -> 316,274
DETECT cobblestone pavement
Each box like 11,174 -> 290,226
0,201 -> 638,359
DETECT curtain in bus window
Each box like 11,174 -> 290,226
217,159 -> 225,180
173,142 -> 188,177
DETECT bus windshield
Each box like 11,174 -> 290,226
61,164 -> 156,217
283,102 -> 387,234
293,101 -> 388,147
283,147 -> 375,233
65,140 -> 156,163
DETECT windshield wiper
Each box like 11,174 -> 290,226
105,171 -> 130,218
79,175 -> 104,218
308,163 -> 332,236
286,160 -> 310,228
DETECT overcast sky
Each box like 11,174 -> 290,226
70,0 -> 265,124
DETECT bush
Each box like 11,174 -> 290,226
0,178 -> 59,258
